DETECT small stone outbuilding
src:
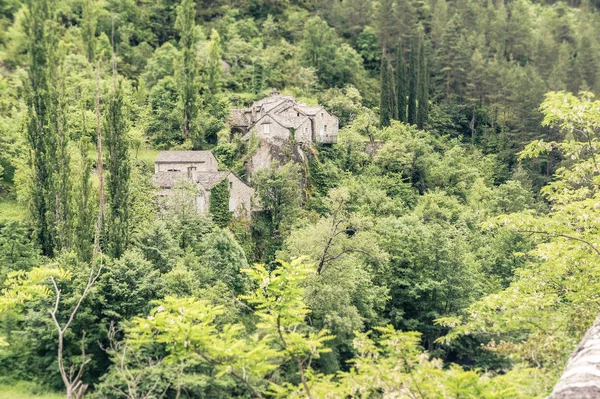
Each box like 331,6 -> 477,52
152,151 -> 253,218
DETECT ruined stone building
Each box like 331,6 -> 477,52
152,151 -> 253,218
229,90 -> 340,172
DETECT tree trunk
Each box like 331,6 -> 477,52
547,314 -> 600,398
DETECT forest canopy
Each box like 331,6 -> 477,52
1,0 -> 600,398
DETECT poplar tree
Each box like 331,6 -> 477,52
396,45 -> 407,123
104,43 -> 131,258
379,55 -> 393,127
417,40 -> 429,129
207,29 -> 224,96
175,0 -> 198,141
24,0 -> 59,256
407,31 -> 419,125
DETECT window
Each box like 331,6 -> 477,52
167,169 -> 180,172
321,112 -> 324,118
297,112 -> 300,117
324,125 -> 328,132
229,181 -> 233,189
263,124 -> 270,134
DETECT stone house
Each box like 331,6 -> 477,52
152,151 -> 253,218
229,90 -> 339,145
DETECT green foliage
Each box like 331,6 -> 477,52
23,0 -> 60,256
407,30 -> 419,125
104,79 -> 131,258
438,91 -> 600,391
175,0 -> 199,142
379,55 -> 393,127
396,45 -> 407,123
209,178 -> 232,228
4,0 -> 600,396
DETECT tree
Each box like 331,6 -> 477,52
23,0 -> 60,256
49,258 -> 104,399
379,55 -> 393,127
439,92 -> 600,387
253,162 -> 302,239
396,45 -> 407,123
104,78 -> 131,259
407,30 -> 419,125
175,0 -> 198,141
416,39 -> 429,129
207,28 -> 224,96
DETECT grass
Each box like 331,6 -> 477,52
87,145 -> 160,167
134,146 -> 160,166
0,382 -> 63,399
0,199 -> 26,222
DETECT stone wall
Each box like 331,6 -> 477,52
313,110 -> 338,143
155,159 -> 218,174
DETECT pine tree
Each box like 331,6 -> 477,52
407,31 -> 419,125
417,40 -> 429,129
23,0 -> 59,256
380,55 -> 393,127
175,0 -> 198,141
396,45 -> 407,123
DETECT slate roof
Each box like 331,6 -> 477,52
155,151 -> 216,163
152,170 -> 232,190
197,171 -> 231,190
298,106 -> 323,116
229,92 -> 328,133
229,109 -> 250,126
269,113 -> 309,129
152,171 -> 187,188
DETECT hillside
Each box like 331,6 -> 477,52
1,0 -> 600,397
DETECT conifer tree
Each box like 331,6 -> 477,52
175,0 -> 198,141
417,40 -> 429,129
379,55 -> 393,127
24,0 -> 59,256
407,31 -> 419,125
396,45 -> 407,123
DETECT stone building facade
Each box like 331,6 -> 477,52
152,151 -> 253,218
229,90 -> 339,145
228,90 -> 339,176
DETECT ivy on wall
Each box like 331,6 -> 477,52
209,178 -> 232,227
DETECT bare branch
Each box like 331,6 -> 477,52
517,229 -> 600,257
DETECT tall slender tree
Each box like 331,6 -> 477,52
175,0 -> 198,141
23,0 -> 59,256
104,27 -> 131,259
379,55 -> 394,127
396,45 -> 407,123
407,31 -> 419,125
207,29 -> 224,96
417,40 -> 429,129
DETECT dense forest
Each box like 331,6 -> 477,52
1,0 -> 600,397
